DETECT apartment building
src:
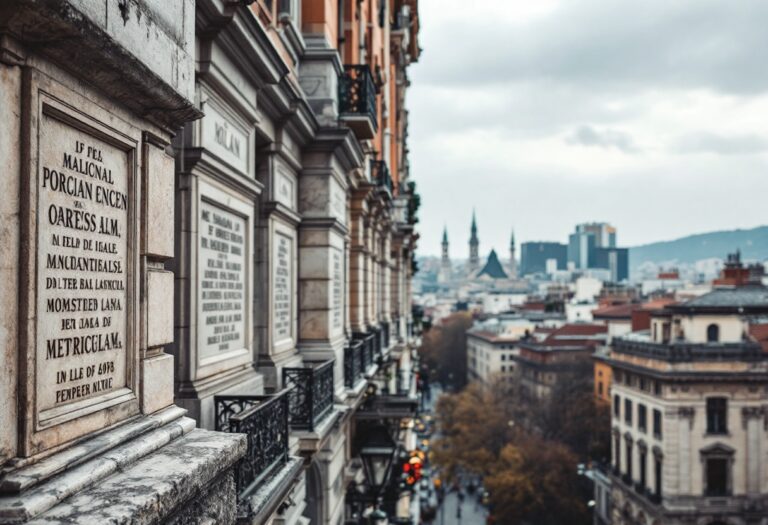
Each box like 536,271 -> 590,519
607,282 -> 768,525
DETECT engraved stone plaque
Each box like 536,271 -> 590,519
198,200 -> 247,359
273,232 -> 293,342
202,104 -> 248,174
332,248 -> 344,330
275,170 -> 295,210
36,105 -> 133,428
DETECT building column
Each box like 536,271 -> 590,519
743,407 -> 764,495
677,406 -> 695,495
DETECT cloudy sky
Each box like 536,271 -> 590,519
408,0 -> 768,258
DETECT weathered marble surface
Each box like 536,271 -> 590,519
244,457 -> 303,525
0,413 -> 197,522
0,406 -> 187,493
25,429 -> 245,525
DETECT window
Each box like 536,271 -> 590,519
638,404 -> 647,433
705,458 -> 729,496
614,395 -> 620,418
701,444 -> 734,497
707,323 -> 720,343
653,409 -> 662,439
625,398 -> 633,425
639,377 -> 647,391
614,434 -> 621,470
653,381 -> 662,396
625,440 -> 633,479
501,354 -> 507,361
639,449 -> 647,488
654,457 -> 662,497
598,382 -> 604,396
706,398 -> 728,434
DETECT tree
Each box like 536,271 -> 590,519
431,381 -> 515,480
418,312 -> 473,389
529,362 -> 611,461
485,437 -> 592,525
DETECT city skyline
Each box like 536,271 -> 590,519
410,0 -> 768,257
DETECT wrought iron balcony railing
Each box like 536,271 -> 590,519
612,338 -> 766,363
282,359 -> 335,432
353,332 -> 376,373
381,321 -> 390,351
214,389 -> 290,500
370,159 -> 393,194
344,339 -> 365,389
339,65 -> 378,137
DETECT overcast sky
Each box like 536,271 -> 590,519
408,0 -> 768,258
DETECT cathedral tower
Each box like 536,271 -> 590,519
438,226 -> 451,283
469,210 -> 480,273
509,229 -> 518,279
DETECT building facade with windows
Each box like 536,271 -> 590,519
607,285 -> 768,525
466,330 -> 524,383
170,1 -> 422,524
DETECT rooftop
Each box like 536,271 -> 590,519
669,285 -> 768,314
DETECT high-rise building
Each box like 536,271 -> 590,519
594,247 -> 629,282
607,261 -> 768,524
469,210 -> 480,272
520,242 -> 568,275
568,223 -> 628,281
568,230 -> 597,269
578,222 -> 617,248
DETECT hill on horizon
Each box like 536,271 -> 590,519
630,225 -> 768,271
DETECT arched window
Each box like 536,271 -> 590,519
707,324 -> 720,343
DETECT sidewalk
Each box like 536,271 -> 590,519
432,490 -> 487,525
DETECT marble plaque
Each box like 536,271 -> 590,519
275,170 -> 295,210
273,232 -> 293,342
198,200 -> 246,358
202,103 -> 248,174
332,248 -> 344,330
330,180 -> 346,223
36,107 -> 132,425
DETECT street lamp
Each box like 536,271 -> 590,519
359,424 -> 398,496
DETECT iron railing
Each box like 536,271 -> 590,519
344,339 -> 365,389
339,65 -> 377,130
282,360 -> 335,431
214,390 -> 290,500
381,321 -> 390,350
354,332 -> 376,373
370,160 -> 393,194
612,338 -> 766,363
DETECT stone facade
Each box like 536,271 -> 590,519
0,0 -> 421,523
169,1 -> 422,524
0,1 -> 243,523
607,288 -> 768,525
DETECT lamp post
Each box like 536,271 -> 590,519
357,423 -> 398,525
360,424 -> 398,496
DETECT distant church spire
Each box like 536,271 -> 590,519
509,228 -> 518,279
438,225 -> 451,283
469,210 -> 480,272
441,226 -> 450,264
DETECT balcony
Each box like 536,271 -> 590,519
214,390 -> 290,500
339,65 -> 377,139
344,339 -> 365,389
370,159 -> 393,196
612,338 -> 766,363
353,331 -> 377,374
282,360 -> 335,432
